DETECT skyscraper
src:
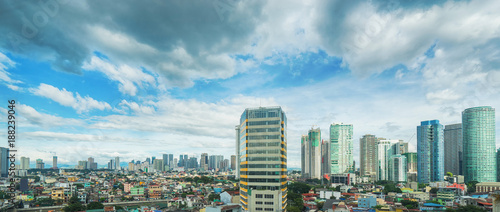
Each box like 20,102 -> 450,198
301,127 -> 321,179
403,152 -> 417,173
168,154 -> 174,167
0,147 -> 9,177
389,154 -> 407,182
239,106 -> 287,212
376,139 -> 394,181
462,106 -> 496,182
36,159 -> 44,169
20,157 -> 30,170
231,155 -> 236,170
301,135 -> 309,178
163,154 -> 169,167
115,157 -> 120,170
321,139 -> 331,178
330,123 -> 353,174
444,123 -> 462,175
201,153 -> 208,171
88,157 -> 97,170
417,120 -> 444,183
360,134 -> 379,178
52,156 -> 57,169
235,125 -> 240,179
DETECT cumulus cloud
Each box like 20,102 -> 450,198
16,104 -> 84,128
30,83 -> 111,113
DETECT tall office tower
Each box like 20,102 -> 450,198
330,123 -> 353,174
163,154 -> 169,167
417,120 -> 444,183
321,139 -> 331,178
35,159 -> 45,169
360,134 -> 378,177
235,125 -> 241,179
463,106 -> 496,183
389,154 -> 407,182
201,153 -> 209,171
0,147 -> 8,177
444,123 -> 463,176
108,159 -> 114,169
115,157 -> 120,170
52,156 -> 57,169
403,152 -> 418,173
168,154 -> 174,166
231,155 -> 236,170
153,159 -> 164,171
20,157 -> 30,170
146,157 -> 151,165
301,135 -> 309,178
128,162 -> 135,171
309,127 -> 322,179
209,155 -> 215,170
78,161 -> 88,169
239,106 -> 287,212
189,157 -> 198,169
173,158 -> 178,168
184,154 -> 188,167
223,159 -> 230,171
152,156 -> 156,162
179,155 -> 184,167
376,140 -> 394,181
88,157 -> 94,169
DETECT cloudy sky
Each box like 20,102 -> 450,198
1,0 -> 499,168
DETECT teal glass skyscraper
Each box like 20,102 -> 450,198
417,120 -> 444,183
462,106 -> 496,183
330,123 -> 353,174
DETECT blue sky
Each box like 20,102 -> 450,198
1,0 -> 500,168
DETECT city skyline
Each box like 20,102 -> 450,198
1,0 -> 500,169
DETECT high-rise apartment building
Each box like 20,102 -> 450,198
417,120 -> 444,183
231,155 -> 236,170
108,159 -> 115,169
88,157 -> 97,170
301,127 -> 321,179
153,159 -> 164,171
0,147 -> 8,177
20,157 -> 30,170
52,156 -> 57,169
239,106 -> 287,212
360,134 -> 379,178
330,123 -> 353,174
36,159 -> 44,169
376,140 -> 394,181
163,154 -> 169,167
389,154 -> 407,182
301,135 -> 309,178
444,123 -> 462,175
201,153 -> 208,171
115,157 -> 120,170
462,106 -> 496,182
321,139 -> 331,178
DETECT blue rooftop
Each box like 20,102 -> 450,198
423,203 -> 445,207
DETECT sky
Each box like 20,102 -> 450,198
1,0 -> 500,169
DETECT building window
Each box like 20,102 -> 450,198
256,201 -> 263,204
264,208 -> 274,211
264,194 -> 274,199
256,194 -> 263,198
256,208 -> 263,211
265,202 -> 274,205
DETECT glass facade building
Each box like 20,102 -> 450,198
444,123 -> 463,176
462,106 -> 496,183
330,123 -> 353,174
239,107 -> 287,212
417,120 -> 444,183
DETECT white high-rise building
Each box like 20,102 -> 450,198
301,127 -> 321,179
330,123 -> 353,174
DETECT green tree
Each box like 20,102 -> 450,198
446,172 -> 453,177
286,206 -> 301,212
430,187 -> 439,194
400,200 -> 418,209
63,196 -> 85,212
467,181 -> 479,193
288,182 -> 311,194
86,202 -> 104,210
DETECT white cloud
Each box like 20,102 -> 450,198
30,83 -> 111,113
16,104 -> 84,128
0,52 -> 22,89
